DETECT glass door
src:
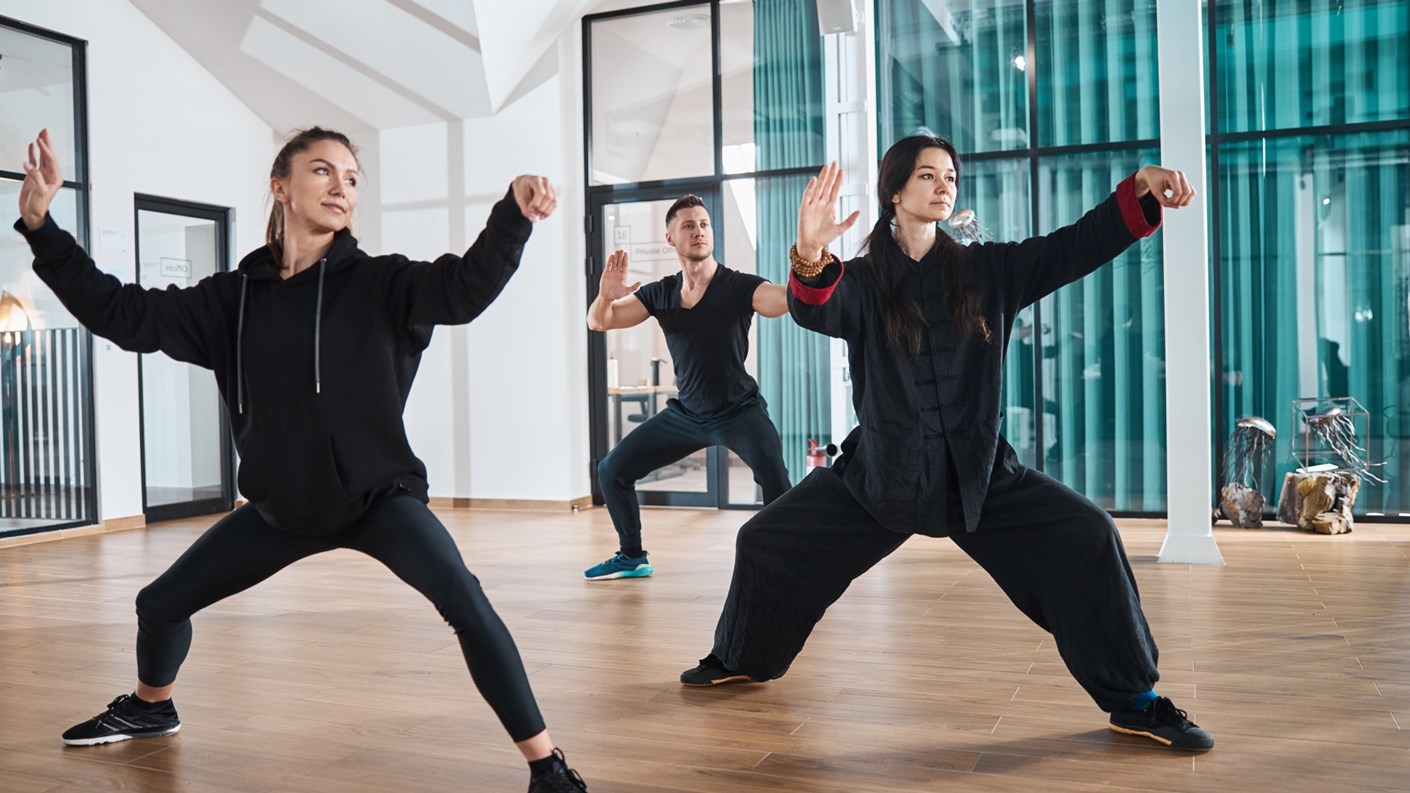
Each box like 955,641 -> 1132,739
134,195 -> 234,522
588,186 -> 732,508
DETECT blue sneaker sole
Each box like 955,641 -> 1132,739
584,566 -> 653,580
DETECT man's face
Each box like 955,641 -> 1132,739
666,206 -> 714,263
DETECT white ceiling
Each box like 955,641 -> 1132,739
128,0 -> 610,134
124,0 -> 767,183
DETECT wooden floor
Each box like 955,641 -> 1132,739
1,505 -> 1408,792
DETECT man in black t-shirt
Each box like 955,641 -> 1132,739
584,194 -> 792,580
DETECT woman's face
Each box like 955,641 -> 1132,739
890,146 -> 957,225
273,139 -> 360,235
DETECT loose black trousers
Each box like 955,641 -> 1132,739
709,463 -> 1160,712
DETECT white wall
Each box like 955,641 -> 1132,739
380,44 -> 590,502
0,1 -> 275,521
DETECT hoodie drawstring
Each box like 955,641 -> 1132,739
314,258 -> 326,395
236,274 -> 248,414
236,258 -> 327,411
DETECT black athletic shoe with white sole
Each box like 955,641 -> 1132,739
61,693 -> 181,746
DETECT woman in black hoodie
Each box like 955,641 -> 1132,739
17,128 -> 587,792
679,135 -> 1215,752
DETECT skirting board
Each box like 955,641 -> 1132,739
0,514 -> 147,550
429,496 -> 595,512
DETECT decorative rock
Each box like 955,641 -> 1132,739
1220,483 -> 1265,528
1276,471 -> 1360,533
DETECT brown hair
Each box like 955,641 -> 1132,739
860,134 -> 990,354
265,127 -> 359,263
665,194 -> 707,228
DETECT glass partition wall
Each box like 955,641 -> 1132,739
879,0 -> 1167,514
0,16 -> 95,537
877,0 -> 1410,519
584,0 -> 829,511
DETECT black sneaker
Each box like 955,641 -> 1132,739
680,654 -> 753,687
527,748 -> 588,792
61,693 -> 181,746
1109,696 -> 1214,750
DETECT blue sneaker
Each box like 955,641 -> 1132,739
584,551 -> 653,580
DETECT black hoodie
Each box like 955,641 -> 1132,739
16,188 -> 531,535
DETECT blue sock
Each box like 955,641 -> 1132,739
1127,690 -> 1158,711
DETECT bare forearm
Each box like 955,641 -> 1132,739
794,241 -> 825,262
586,293 -> 614,331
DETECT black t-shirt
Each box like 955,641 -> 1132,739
633,263 -> 767,418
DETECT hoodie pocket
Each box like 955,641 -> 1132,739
237,433 -> 362,535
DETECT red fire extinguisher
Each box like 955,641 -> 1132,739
806,438 -> 827,470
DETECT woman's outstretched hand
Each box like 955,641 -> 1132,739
1134,166 -> 1195,208
19,129 -> 62,230
512,175 -> 558,222
796,161 -> 861,261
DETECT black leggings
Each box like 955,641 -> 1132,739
134,495 -> 546,742
598,400 -> 792,551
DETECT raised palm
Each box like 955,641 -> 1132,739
19,130 -> 63,230
796,161 -> 861,259
599,249 -> 640,301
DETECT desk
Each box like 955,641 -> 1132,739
608,386 -> 676,444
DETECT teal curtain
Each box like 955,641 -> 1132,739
1040,150 -> 1166,512
880,1 -> 1029,152
1215,0 -> 1410,134
1213,0 -> 1410,516
1036,1 -> 1159,147
754,0 -> 827,482
1218,133 -> 1410,514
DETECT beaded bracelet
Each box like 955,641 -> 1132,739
790,244 -> 832,279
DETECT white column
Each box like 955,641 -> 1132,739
824,0 -> 878,444
1157,0 -> 1223,564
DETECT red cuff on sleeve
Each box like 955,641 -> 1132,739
789,260 -> 844,305
1117,174 -> 1161,239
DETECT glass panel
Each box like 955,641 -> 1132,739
721,177 -> 764,505
723,174 -> 816,501
721,0 -> 826,174
0,25 -> 79,183
1,183 -> 81,330
1213,0 -> 1410,134
879,0 -> 1029,154
136,209 -> 225,510
1217,131 -> 1410,516
1034,0 -> 1159,147
589,5 -> 715,185
602,197 -> 708,493
954,158 -> 1037,468
1,185 -> 89,532
1038,149 -> 1165,512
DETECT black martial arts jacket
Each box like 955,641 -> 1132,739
788,175 -> 1162,537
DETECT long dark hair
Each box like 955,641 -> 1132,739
860,134 -> 991,354
265,127 -> 359,263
